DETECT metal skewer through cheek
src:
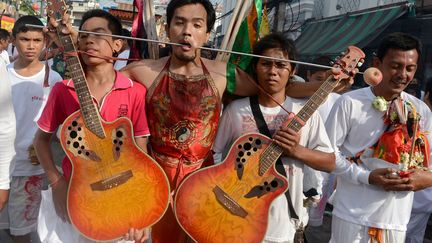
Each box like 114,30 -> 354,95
26,23 -> 363,74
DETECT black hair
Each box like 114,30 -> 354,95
308,55 -> 332,74
0,29 -> 10,41
79,9 -> 122,37
12,15 -> 44,38
251,33 -> 298,79
121,28 -> 132,47
167,0 -> 216,33
376,32 -> 422,61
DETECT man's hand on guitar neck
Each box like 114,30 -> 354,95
45,13 -> 78,46
273,127 -> 301,158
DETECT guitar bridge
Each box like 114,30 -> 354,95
90,170 -> 133,191
213,186 -> 248,218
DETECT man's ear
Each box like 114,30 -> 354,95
112,38 -> 123,55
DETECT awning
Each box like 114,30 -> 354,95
295,3 -> 409,58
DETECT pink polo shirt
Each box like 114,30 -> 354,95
37,71 -> 150,179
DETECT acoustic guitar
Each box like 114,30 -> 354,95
46,1 -> 170,241
174,47 -> 365,242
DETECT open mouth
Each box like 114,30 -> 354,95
179,42 -> 192,51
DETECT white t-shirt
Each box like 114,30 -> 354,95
303,92 -> 341,194
325,87 -> 432,231
213,96 -> 333,242
0,50 -> 10,65
0,61 -> 15,189
114,49 -> 130,71
9,62 -> 62,176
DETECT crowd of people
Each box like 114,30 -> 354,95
0,0 -> 431,242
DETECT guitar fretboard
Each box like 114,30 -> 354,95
258,77 -> 339,176
57,26 -> 106,138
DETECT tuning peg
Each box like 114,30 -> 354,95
357,61 -> 363,68
330,61 -> 335,65
340,51 -> 346,56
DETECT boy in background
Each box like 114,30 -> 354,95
0,29 -> 11,65
0,15 -> 62,243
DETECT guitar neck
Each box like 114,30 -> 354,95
259,76 -> 339,175
56,27 -> 106,138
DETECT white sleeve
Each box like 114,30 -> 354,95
0,62 -> 16,190
213,104 -> 236,164
325,96 -> 370,185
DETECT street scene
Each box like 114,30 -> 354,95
0,0 -> 431,242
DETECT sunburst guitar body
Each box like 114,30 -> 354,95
175,133 -> 287,243
60,114 -> 169,241
174,46 -> 366,242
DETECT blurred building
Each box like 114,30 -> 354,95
69,0 -> 100,26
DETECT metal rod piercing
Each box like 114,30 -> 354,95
26,23 -> 363,74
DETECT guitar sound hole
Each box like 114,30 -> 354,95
237,164 -> 242,169
253,148 -> 258,152
73,142 -> 79,148
78,137 -> 82,141
271,180 -> 278,187
238,144 -> 242,149
238,151 -> 244,157
77,127 -> 82,131
113,139 -> 118,144
236,158 -> 240,162
247,152 -> 251,156
255,139 -> 262,145
81,146 -> 85,149
241,158 -> 246,163
116,131 -> 123,138
85,152 -> 90,156
68,126 -> 72,130
115,147 -> 120,151
72,121 -> 78,127
78,150 -> 82,154
249,137 -> 253,141
70,131 -> 77,139
244,143 -> 252,151
67,141 -> 71,145
119,141 -> 123,145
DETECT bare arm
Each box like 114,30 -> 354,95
232,67 -> 258,96
135,137 -> 149,154
33,129 -> 69,222
285,81 -> 322,98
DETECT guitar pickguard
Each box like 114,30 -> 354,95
64,117 -> 101,162
234,137 -> 263,180
244,176 -> 285,198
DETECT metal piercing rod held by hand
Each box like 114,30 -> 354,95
26,23 -> 363,74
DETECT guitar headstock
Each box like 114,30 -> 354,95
46,0 -> 69,20
332,46 -> 365,80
